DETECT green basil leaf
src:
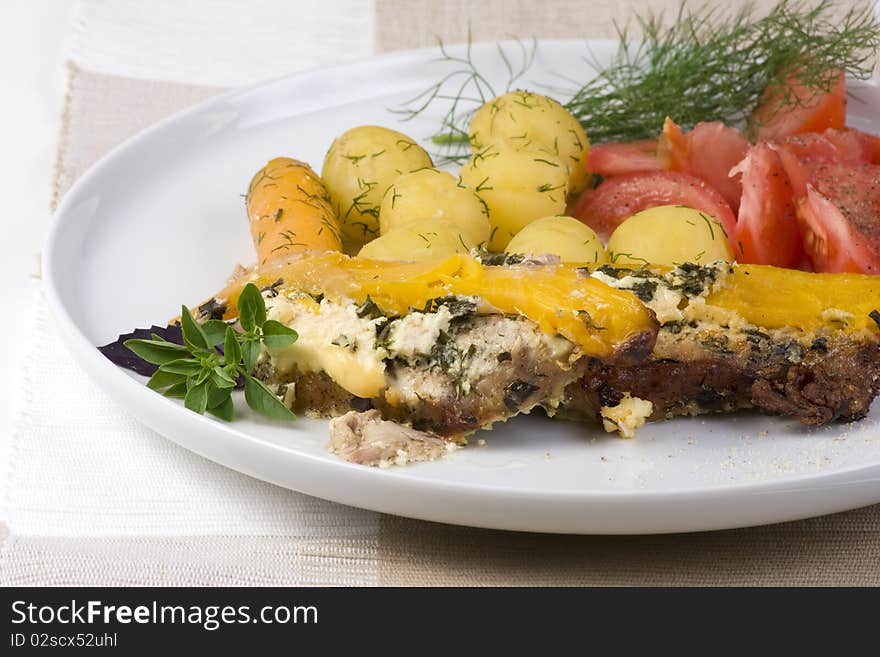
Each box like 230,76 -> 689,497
237,283 -> 266,332
207,395 -> 234,421
261,320 -> 298,349
224,325 -> 242,366
163,381 -> 188,398
224,363 -> 241,382
184,381 -> 208,414
204,380 -> 231,408
124,339 -> 189,365
244,375 -> 296,421
212,366 -> 237,389
201,320 -> 229,347
194,367 -> 213,386
180,305 -> 209,351
149,332 -> 178,344
241,339 -> 261,374
146,369 -> 186,391
158,358 -> 203,375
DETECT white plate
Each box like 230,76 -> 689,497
44,40 -> 880,534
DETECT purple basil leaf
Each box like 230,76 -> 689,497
98,324 -> 184,376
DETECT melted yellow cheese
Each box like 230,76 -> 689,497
708,265 -> 880,334
215,253 -> 657,359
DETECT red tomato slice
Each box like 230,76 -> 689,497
863,130 -> 880,164
657,118 -> 749,212
750,70 -> 846,140
793,161 -> 880,274
729,142 -> 803,268
775,128 -> 878,164
588,140 -> 660,177
571,171 -> 737,241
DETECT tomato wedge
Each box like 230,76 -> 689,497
792,161 -> 880,274
730,142 -> 803,268
774,127 -> 879,165
749,70 -> 846,140
588,140 -> 660,177
657,118 -> 749,211
571,171 -> 737,242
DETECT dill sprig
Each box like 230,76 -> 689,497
397,0 -> 879,153
567,0 -> 880,143
393,28 -> 537,164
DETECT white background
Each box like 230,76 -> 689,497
0,1 -> 75,502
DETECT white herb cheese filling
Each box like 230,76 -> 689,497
386,306 -> 453,359
264,295 -> 388,398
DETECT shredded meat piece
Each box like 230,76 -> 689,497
328,410 -> 457,467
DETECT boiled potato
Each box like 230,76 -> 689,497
607,205 -> 734,267
358,218 -> 467,262
379,169 -> 490,248
322,126 -> 433,247
459,141 -> 568,252
506,215 -> 607,264
469,90 -> 591,196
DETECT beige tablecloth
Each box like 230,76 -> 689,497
3,0 -> 878,586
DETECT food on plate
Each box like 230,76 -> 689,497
606,205 -> 733,267
246,157 -> 342,265
782,159 -> 880,274
322,125 -> 433,247
773,127 -> 880,165
560,263 -> 880,426
196,252 -> 659,446
729,142 -> 803,268
358,217 -> 469,261
459,141 -> 568,251
657,118 -> 750,211
749,70 -> 847,140
412,2 -> 878,150
213,253 -> 658,364
468,90 -> 591,195
378,168 -> 490,247
104,1 -> 880,467
329,410 -> 460,468
587,140 -> 660,177
572,171 -> 737,242
505,215 -> 607,264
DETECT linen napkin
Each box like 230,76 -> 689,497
3,0 -> 879,587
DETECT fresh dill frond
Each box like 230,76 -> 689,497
393,27 -> 536,164
566,0 -> 880,142
396,0 -> 879,150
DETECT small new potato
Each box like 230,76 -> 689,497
358,218 -> 468,262
460,141 -> 568,252
607,205 -> 734,267
469,90 -> 591,195
322,125 -> 433,247
379,169 -> 490,248
506,215 -> 607,264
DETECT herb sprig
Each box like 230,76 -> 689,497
393,31 -> 536,164
124,283 -> 298,422
397,0 -> 879,159
566,0 -> 880,143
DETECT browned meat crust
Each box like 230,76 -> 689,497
558,357 -> 755,422
557,340 -> 880,427
751,341 -> 880,424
